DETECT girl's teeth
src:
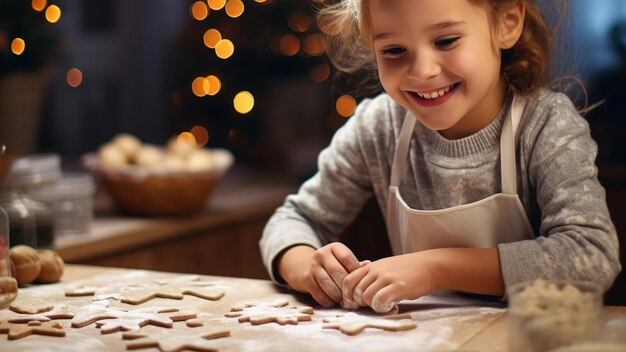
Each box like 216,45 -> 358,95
418,84 -> 455,99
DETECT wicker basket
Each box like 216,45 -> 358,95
83,149 -> 233,216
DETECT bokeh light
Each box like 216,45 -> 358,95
336,95 -> 357,117
225,0 -> 244,18
288,12 -> 310,32
45,5 -> 61,23
32,0 -> 47,12
233,91 -> 254,114
177,132 -> 197,146
191,1 -> 209,20
206,75 -> 221,96
191,126 -> 209,146
215,39 -> 234,59
203,29 -> 222,49
309,63 -> 330,83
66,68 -> 83,88
303,34 -> 326,56
279,35 -> 299,56
208,0 -> 226,11
192,77 -> 210,97
10,38 -> 25,55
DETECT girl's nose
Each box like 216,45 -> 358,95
407,52 -> 441,81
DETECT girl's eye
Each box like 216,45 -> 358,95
435,37 -> 460,48
381,47 -> 406,56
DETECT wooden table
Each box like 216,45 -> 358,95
1,265 -> 625,351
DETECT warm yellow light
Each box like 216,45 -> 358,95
215,39 -> 234,59
303,34 -> 326,56
190,126 -> 209,147
309,63 -> 330,83
207,0 -> 226,10
203,29 -> 222,49
225,0 -> 244,18
192,77 -> 210,97
45,5 -> 61,23
10,38 -> 25,55
32,0 -> 47,12
206,75 -> 221,96
288,12 -> 310,32
254,0 -> 267,3
178,132 -> 197,146
191,1 -> 209,20
279,35 -> 300,56
233,91 -> 254,114
336,95 -> 357,117
66,68 -> 83,88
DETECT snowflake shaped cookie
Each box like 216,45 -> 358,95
225,298 -> 314,325
322,316 -> 417,335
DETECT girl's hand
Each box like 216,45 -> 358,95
342,252 -> 437,313
278,243 -> 361,307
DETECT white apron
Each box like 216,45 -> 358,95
386,95 -> 535,255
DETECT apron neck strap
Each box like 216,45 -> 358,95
500,94 -> 527,195
390,114 -> 416,187
390,94 -> 527,192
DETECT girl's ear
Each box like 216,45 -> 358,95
497,2 -> 525,49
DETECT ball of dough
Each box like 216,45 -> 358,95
166,136 -> 196,157
10,245 -> 42,286
134,146 -> 164,167
112,133 -> 142,159
186,149 -> 215,171
36,250 -> 65,283
98,143 -> 128,169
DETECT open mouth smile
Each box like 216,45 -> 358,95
407,82 -> 460,107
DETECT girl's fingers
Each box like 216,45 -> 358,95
306,272 -> 336,307
352,270 -> 377,307
330,243 -> 361,273
313,266 -> 343,304
370,285 -> 401,313
342,265 -> 369,309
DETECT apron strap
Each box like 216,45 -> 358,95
500,95 -> 527,195
390,113 -> 416,187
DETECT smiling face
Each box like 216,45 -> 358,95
370,0 -> 509,139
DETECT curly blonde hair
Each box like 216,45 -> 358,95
317,0 -> 567,96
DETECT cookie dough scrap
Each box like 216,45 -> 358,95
120,285 -> 225,305
9,297 -> 55,314
225,299 -> 314,325
65,286 -> 99,297
8,303 -> 77,323
0,320 -> 65,340
123,328 -> 230,352
322,316 -> 417,335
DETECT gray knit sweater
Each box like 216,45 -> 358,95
260,88 -> 621,291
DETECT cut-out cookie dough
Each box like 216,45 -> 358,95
7,303 -> 77,323
96,308 -> 197,334
225,299 -> 314,325
123,328 -> 230,352
9,297 -> 54,314
322,316 -> 417,335
65,286 -> 99,297
0,320 -> 65,340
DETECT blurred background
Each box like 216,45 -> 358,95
0,0 -> 624,303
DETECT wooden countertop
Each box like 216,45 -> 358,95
1,265 -> 625,351
53,167 -> 298,262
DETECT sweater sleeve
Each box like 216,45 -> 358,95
498,92 -> 622,291
259,96 -> 389,284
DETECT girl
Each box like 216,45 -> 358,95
260,0 -> 621,313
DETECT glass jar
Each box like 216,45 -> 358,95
30,172 -> 95,235
0,145 -> 17,309
2,154 -> 60,248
